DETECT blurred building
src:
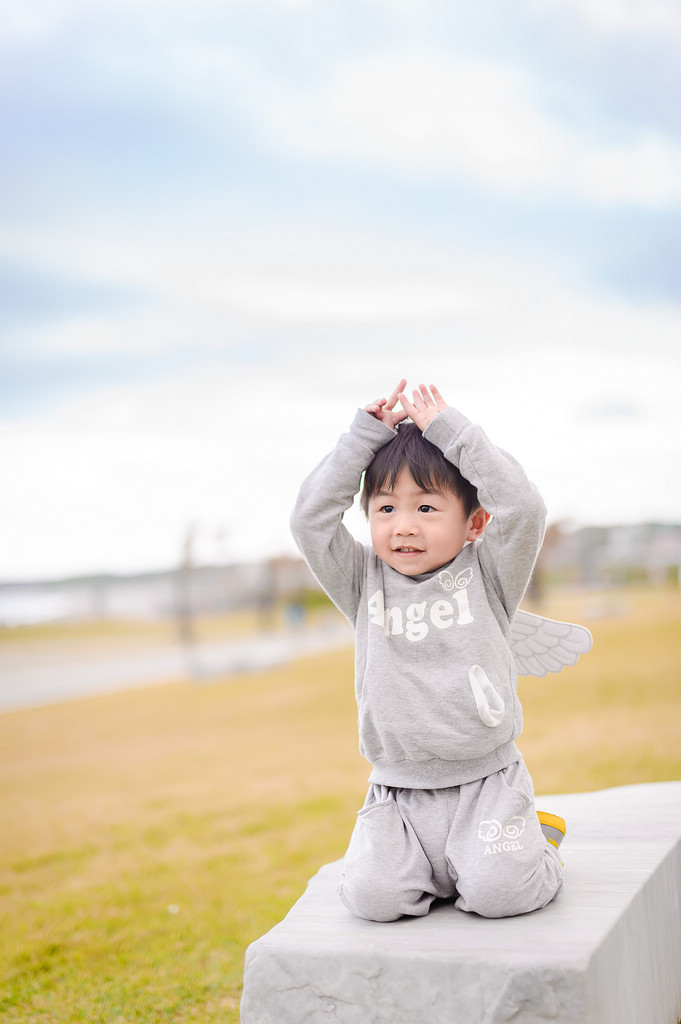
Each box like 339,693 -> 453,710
537,522 -> 681,588
1,525 -> 680,628
0,557 -> 316,628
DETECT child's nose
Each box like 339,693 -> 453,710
394,515 -> 418,535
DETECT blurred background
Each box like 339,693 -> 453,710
1,0 -> 681,706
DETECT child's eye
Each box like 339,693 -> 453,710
379,505 -> 395,514
418,504 -> 435,513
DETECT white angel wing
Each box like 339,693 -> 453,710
511,609 -> 593,678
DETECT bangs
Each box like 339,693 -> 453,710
361,422 -> 479,517
372,448 -> 453,498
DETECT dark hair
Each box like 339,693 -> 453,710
361,422 -> 480,518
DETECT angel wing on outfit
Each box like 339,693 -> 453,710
510,609 -> 593,678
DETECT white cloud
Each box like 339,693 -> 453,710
5,4 -> 680,213
264,50 -> 681,206
4,218 -> 681,365
1,0 -> 310,40
0,221 -> 493,361
2,229 -> 680,580
529,0 -> 681,41
575,134 -> 681,205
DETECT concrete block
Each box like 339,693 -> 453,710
241,781 -> 681,1024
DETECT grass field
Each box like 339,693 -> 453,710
1,586 -> 680,1023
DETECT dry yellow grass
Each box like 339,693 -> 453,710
520,585 -> 681,793
0,642 -> 367,1023
0,585 -> 679,1022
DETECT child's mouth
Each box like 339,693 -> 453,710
395,547 -> 423,554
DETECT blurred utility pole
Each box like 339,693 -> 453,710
177,522 -> 199,678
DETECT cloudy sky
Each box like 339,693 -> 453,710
1,0 -> 680,581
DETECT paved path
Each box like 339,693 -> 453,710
0,622 -> 353,713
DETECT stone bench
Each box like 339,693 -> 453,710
241,781 -> 681,1024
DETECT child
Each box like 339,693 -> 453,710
290,380 -> 565,921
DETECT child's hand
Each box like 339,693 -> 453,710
398,384 -> 449,431
364,378 -> 409,429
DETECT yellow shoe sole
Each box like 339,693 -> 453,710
537,810 -> 566,849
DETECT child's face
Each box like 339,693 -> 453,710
367,468 -> 477,576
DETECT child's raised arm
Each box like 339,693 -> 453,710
291,389 -> 403,621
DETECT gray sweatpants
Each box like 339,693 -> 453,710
338,759 -> 564,922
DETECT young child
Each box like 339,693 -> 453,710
290,380 -> 565,922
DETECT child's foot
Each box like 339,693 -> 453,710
537,811 -> 566,850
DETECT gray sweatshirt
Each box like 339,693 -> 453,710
290,407 -> 547,789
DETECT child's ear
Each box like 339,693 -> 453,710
467,507 -> 491,541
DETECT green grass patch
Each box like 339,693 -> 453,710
1,585 -> 680,1022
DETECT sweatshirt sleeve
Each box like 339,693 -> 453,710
290,409 -> 396,621
423,407 -> 546,621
